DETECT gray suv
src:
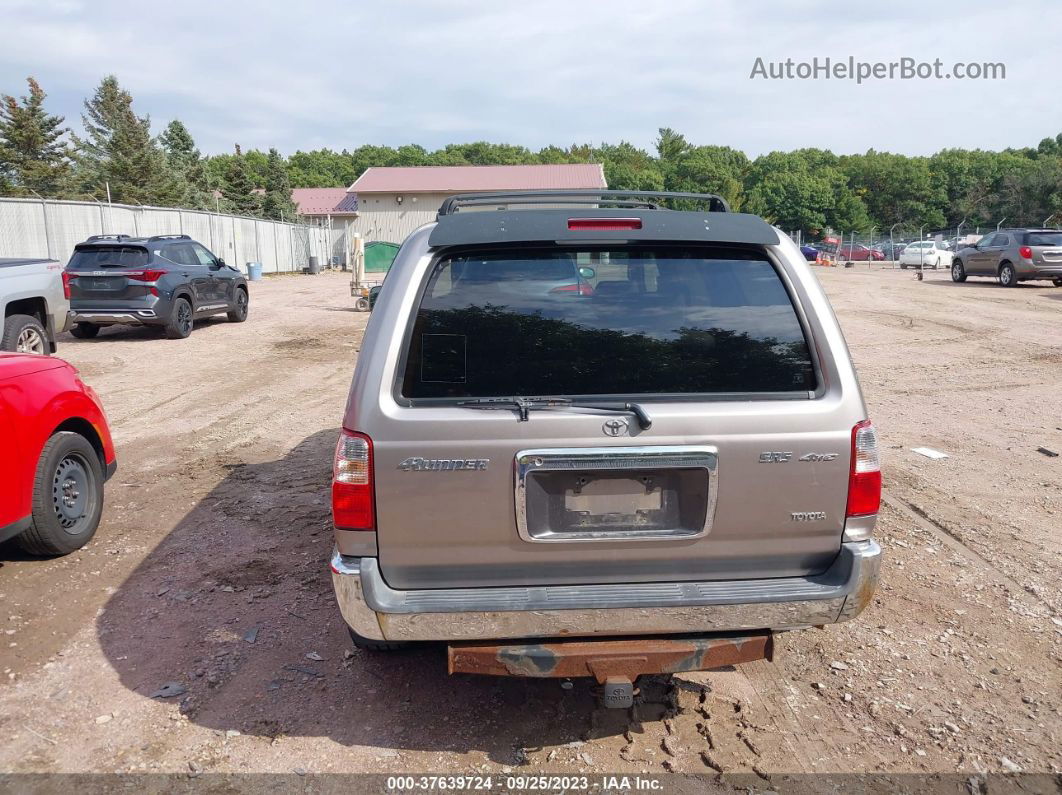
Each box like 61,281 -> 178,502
329,191 -> 882,700
65,234 -> 249,339
951,228 -> 1062,287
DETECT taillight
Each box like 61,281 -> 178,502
846,420 -> 881,517
332,430 -> 375,530
1018,246 -> 1033,260
567,218 -> 643,230
128,269 -> 168,282
549,282 -> 594,296
61,271 -> 74,299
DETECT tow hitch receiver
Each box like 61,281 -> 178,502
448,633 -> 773,708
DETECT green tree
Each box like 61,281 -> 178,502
668,145 -> 749,208
596,142 -> 664,191
220,144 -> 261,216
72,75 -> 181,206
654,127 -> 689,163
744,150 -> 869,235
0,77 -> 72,197
840,150 -> 946,231
159,119 -> 213,209
261,147 -> 297,220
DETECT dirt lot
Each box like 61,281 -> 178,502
0,268 -> 1059,779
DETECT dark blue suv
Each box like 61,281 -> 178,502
65,234 -> 249,339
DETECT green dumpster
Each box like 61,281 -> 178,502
365,241 -> 400,273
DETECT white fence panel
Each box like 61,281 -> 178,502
0,197 -> 322,273
180,212 -> 214,251
0,200 -> 48,258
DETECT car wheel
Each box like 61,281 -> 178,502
1053,278 -> 1062,287
354,297 -> 370,312
2,314 -> 49,354
69,322 -> 100,339
900,263 -> 907,270
347,626 -> 410,652
227,288 -> 249,322
998,263 -> 1017,287
165,297 -> 194,339
18,432 -> 104,556
951,260 -> 967,282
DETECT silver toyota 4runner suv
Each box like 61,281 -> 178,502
330,191 -> 881,701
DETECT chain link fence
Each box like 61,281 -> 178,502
787,225 -> 1005,268
0,197 -> 332,273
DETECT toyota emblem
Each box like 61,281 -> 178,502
602,418 -> 629,437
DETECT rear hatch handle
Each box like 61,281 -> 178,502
457,396 -> 652,430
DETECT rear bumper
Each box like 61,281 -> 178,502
69,308 -> 159,326
330,539 -> 882,642
1019,266 -> 1062,279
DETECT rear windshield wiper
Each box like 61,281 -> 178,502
571,400 -> 653,431
457,396 -> 652,430
457,396 -> 571,421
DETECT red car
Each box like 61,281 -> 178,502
0,354 -> 115,555
838,244 -> 885,261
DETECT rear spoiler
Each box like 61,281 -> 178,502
429,190 -> 779,248
429,209 -> 780,248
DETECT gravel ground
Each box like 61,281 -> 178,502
0,267 -> 1058,778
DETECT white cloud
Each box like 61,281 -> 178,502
0,0 -> 1058,157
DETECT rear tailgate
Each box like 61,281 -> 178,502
373,409 -> 851,589
369,241 -> 858,589
66,245 -> 154,303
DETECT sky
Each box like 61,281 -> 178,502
2,0 -> 1060,159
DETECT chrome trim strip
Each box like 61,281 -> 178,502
72,312 -> 145,323
330,541 -> 881,641
513,445 -> 719,543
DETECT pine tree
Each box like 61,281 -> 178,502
261,147 -> 296,220
221,144 -> 261,216
72,75 -> 182,206
159,119 -> 213,209
0,77 -> 72,196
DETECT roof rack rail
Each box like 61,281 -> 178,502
147,234 -> 191,242
85,234 -> 131,242
437,190 -> 730,218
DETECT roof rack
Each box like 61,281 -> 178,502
85,234 -> 131,242
437,190 -> 730,218
148,234 -> 191,242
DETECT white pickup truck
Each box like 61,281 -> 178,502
0,258 -> 69,354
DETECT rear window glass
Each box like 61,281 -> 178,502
401,247 -> 817,399
1025,232 -> 1062,246
68,246 -> 149,270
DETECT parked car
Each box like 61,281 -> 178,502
328,190 -> 882,705
838,244 -> 885,261
0,353 -> 116,554
64,234 -> 249,339
876,242 -> 906,260
1,257 -> 68,354
799,244 -> 819,261
951,229 -> 1062,287
899,240 -> 954,270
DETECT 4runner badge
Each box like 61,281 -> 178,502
398,457 -> 489,472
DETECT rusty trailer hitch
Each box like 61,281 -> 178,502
448,632 -> 773,709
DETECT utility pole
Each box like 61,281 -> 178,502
917,224 -> 927,280
104,181 -> 113,231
